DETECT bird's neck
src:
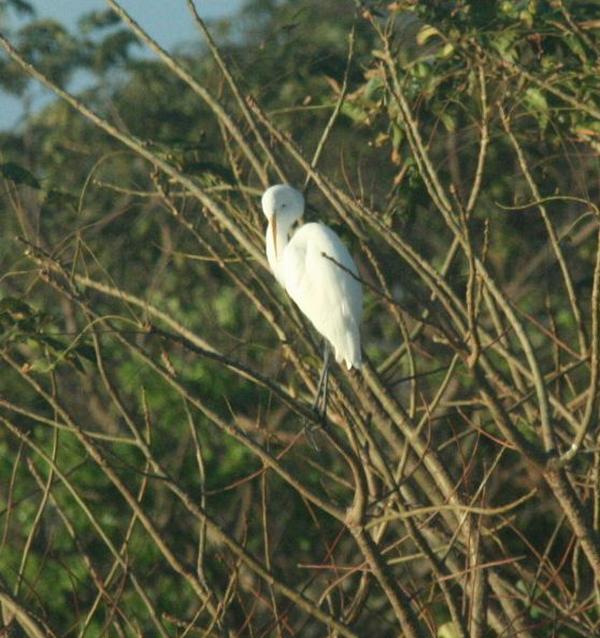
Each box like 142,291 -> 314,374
266,215 -> 296,286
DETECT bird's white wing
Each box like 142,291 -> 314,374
282,223 -> 362,368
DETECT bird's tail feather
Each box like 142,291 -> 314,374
338,321 -> 361,370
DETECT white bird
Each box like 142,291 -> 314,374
261,184 -> 363,407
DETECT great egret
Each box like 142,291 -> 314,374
261,184 -> 363,414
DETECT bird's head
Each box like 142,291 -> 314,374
261,184 -> 305,225
261,185 -> 305,260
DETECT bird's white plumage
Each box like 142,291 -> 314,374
261,184 -> 362,369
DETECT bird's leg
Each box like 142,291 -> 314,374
303,343 -> 330,450
312,341 -> 331,421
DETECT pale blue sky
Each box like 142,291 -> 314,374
0,0 -> 243,129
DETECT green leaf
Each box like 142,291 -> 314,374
439,41 -> 454,58
438,110 -> 456,132
438,622 -> 461,638
37,334 -> 68,351
74,343 -> 96,363
416,25 -> 441,46
363,76 -> 384,101
78,9 -> 121,33
391,121 -> 404,150
0,162 -> 40,188
490,27 -> 520,62
92,30 -> 139,71
524,86 -> 549,129
341,101 -> 370,124
0,297 -> 34,319
563,33 -> 587,63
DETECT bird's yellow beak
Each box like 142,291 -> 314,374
271,214 -> 278,258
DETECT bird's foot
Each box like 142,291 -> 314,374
303,419 -> 321,451
302,404 -> 327,451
